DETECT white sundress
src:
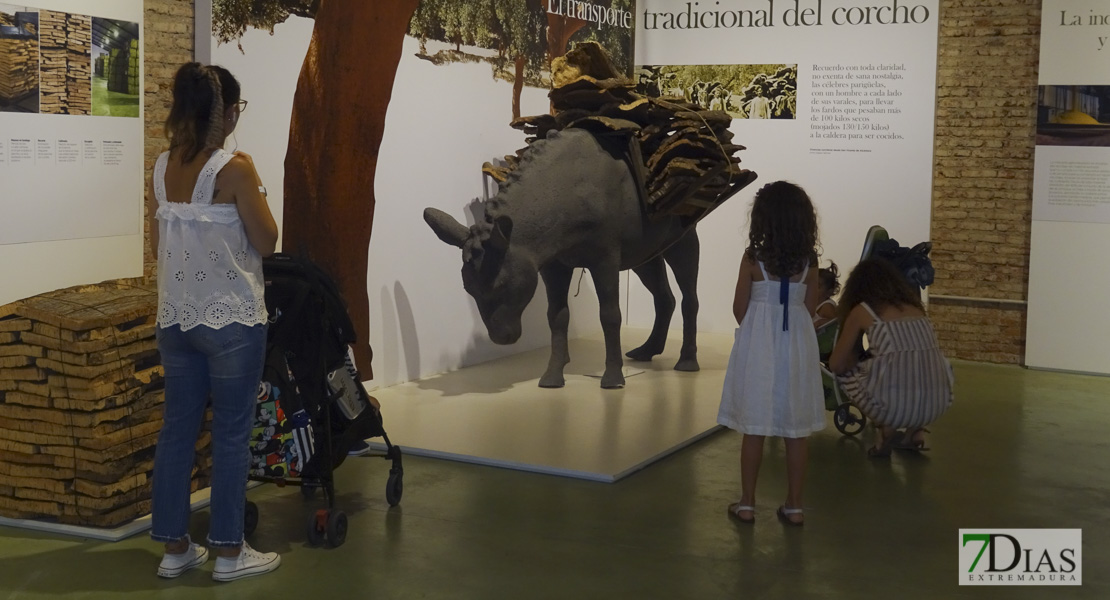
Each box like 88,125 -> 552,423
717,261 -> 825,438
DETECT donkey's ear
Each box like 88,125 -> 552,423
424,208 -> 469,249
487,215 -> 513,253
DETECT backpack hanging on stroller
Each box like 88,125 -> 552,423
244,253 -> 404,548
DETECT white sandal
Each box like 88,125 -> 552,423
727,503 -> 755,524
777,505 -> 804,527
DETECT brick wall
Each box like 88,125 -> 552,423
143,0 -> 194,278
930,0 -> 1040,363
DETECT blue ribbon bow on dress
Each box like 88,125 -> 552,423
780,278 -> 790,331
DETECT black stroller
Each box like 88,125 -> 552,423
243,253 -> 403,548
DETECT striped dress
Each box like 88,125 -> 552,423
836,303 -> 953,428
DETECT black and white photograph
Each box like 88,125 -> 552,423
636,63 -> 797,119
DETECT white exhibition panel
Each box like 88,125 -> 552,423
1026,221 -> 1110,374
1026,0 -> 1110,374
209,17 -> 602,389
0,0 -> 143,306
630,0 -> 939,335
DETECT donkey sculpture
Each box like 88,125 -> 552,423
425,128 -> 754,388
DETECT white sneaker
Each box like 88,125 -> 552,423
157,540 -> 209,578
211,542 -> 281,582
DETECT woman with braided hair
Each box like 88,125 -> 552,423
147,62 -> 280,582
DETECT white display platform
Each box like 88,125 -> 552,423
0,485 -> 227,542
368,328 -> 733,482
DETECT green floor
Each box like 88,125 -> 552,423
0,362 -> 1107,599
91,76 -> 140,118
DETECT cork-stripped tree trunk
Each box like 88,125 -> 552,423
282,0 -> 420,376
546,13 -> 587,62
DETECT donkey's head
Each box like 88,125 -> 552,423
424,207 -> 538,345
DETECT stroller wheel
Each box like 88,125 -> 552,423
306,509 -> 326,547
244,501 -> 259,536
834,404 -> 866,436
386,472 -> 403,507
326,510 -> 348,548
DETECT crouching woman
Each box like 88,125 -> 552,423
829,259 -> 953,457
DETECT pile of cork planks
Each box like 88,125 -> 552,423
0,14 -> 38,101
65,13 -> 91,115
38,10 -> 91,115
0,281 -> 211,528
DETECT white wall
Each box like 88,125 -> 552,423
1026,220 -> 1110,374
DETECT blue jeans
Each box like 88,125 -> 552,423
151,323 -> 266,547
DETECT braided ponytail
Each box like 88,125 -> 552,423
203,67 -> 226,150
165,62 -> 241,162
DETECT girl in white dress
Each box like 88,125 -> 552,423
718,181 -> 825,526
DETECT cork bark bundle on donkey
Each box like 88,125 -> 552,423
425,43 -> 758,388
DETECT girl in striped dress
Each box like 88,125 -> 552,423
830,259 -> 953,457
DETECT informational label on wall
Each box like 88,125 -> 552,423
1027,0 -> 1110,375
809,62 -> 908,149
0,0 -> 143,247
634,0 -> 939,334
0,0 -> 143,308
1032,0 -> 1110,224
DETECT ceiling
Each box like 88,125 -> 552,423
91,17 -> 138,53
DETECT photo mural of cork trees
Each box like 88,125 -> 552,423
38,9 -> 91,115
408,0 -> 634,119
637,64 -> 798,119
91,18 -> 140,118
213,0 -> 635,373
0,5 -> 38,113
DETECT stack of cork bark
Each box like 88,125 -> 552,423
498,42 -> 757,222
65,13 -> 91,115
38,10 -> 91,115
0,281 -> 212,528
0,15 -> 38,101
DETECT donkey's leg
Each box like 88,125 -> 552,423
539,264 -> 573,388
590,263 -> 625,389
626,256 -> 675,362
664,231 -> 701,372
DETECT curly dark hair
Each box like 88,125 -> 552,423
746,181 -> 820,278
837,258 -> 924,324
818,261 -> 840,296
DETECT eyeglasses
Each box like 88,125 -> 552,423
234,99 -> 248,113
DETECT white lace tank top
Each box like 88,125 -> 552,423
154,149 -> 267,331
